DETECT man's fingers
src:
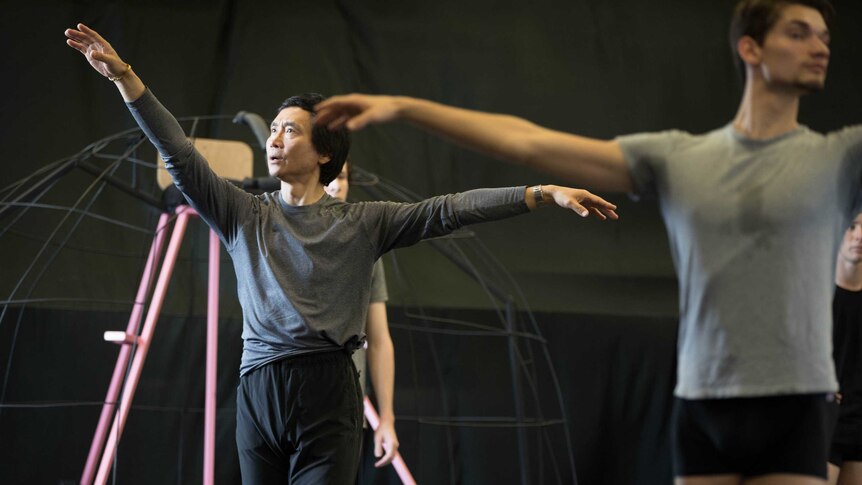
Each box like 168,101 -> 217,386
583,201 -> 620,220
315,106 -> 348,128
326,114 -> 351,130
569,199 -> 620,219
64,28 -> 83,40
374,448 -> 396,467
581,193 -> 617,211
78,23 -> 108,45
579,192 -> 619,220
345,111 -> 376,132
315,95 -> 362,118
315,95 -> 389,132
374,436 -> 384,458
585,205 -> 620,220
373,439 -> 398,467
66,38 -> 86,52
90,51 -> 111,63
65,28 -> 90,45
569,201 -> 589,217
315,94 -> 349,111
373,452 -> 392,467
314,106 -> 340,126
588,207 -> 607,221
316,95 -> 354,111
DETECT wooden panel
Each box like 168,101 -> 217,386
157,138 -> 254,189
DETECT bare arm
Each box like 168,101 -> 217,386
365,301 -> 399,467
65,23 -> 145,102
316,95 -> 634,193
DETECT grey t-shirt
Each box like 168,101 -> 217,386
353,259 -> 388,395
618,124 -> 862,398
128,90 -> 529,376
369,260 -> 388,303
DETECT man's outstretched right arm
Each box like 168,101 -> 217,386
316,95 -> 634,193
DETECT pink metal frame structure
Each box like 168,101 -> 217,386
80,211 -> 172,485
81,207 -> 213,485
82,206 -> 415,484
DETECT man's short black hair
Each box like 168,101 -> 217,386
729,0 -> 834,76
276,93 -> 350,186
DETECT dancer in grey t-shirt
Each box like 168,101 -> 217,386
316,1 -> 862,483
65,23 -> 618,484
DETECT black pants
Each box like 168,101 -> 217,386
236,351 -> 363,485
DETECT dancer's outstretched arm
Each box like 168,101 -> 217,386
316,95 -> 633,193
65,23 -> 250,244
65,23 -> 145,102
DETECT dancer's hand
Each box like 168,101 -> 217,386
373,420 -> 400,467
65,23 -> 128,79
65,23 -> 144,102
535,185 -> 619,220
315,94 -> 402,132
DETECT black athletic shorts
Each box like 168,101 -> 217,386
829,394 -> 862,466
236,350 -> 363,485
672,393 -> 835,479
829,443 -> 862,467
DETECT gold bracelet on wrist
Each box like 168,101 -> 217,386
108,63 -> 131,82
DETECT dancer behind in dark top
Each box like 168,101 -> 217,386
829,212 -> 862,485
65,23 -> 618,485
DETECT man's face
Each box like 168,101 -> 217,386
266,107 -> 327,181
325,164 -> 349,201
839,213 -> 862,266
756,4 -> 830,93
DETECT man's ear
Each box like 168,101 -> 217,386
318,154 -> 332,166
737,35 -> 762,67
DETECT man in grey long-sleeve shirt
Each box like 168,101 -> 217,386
65,23 -> 619,484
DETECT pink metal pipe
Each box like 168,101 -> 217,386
203,229 -> 220,485
363,396 -> 417,485
81,212 -> 171,485
94,208 -> 193,485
